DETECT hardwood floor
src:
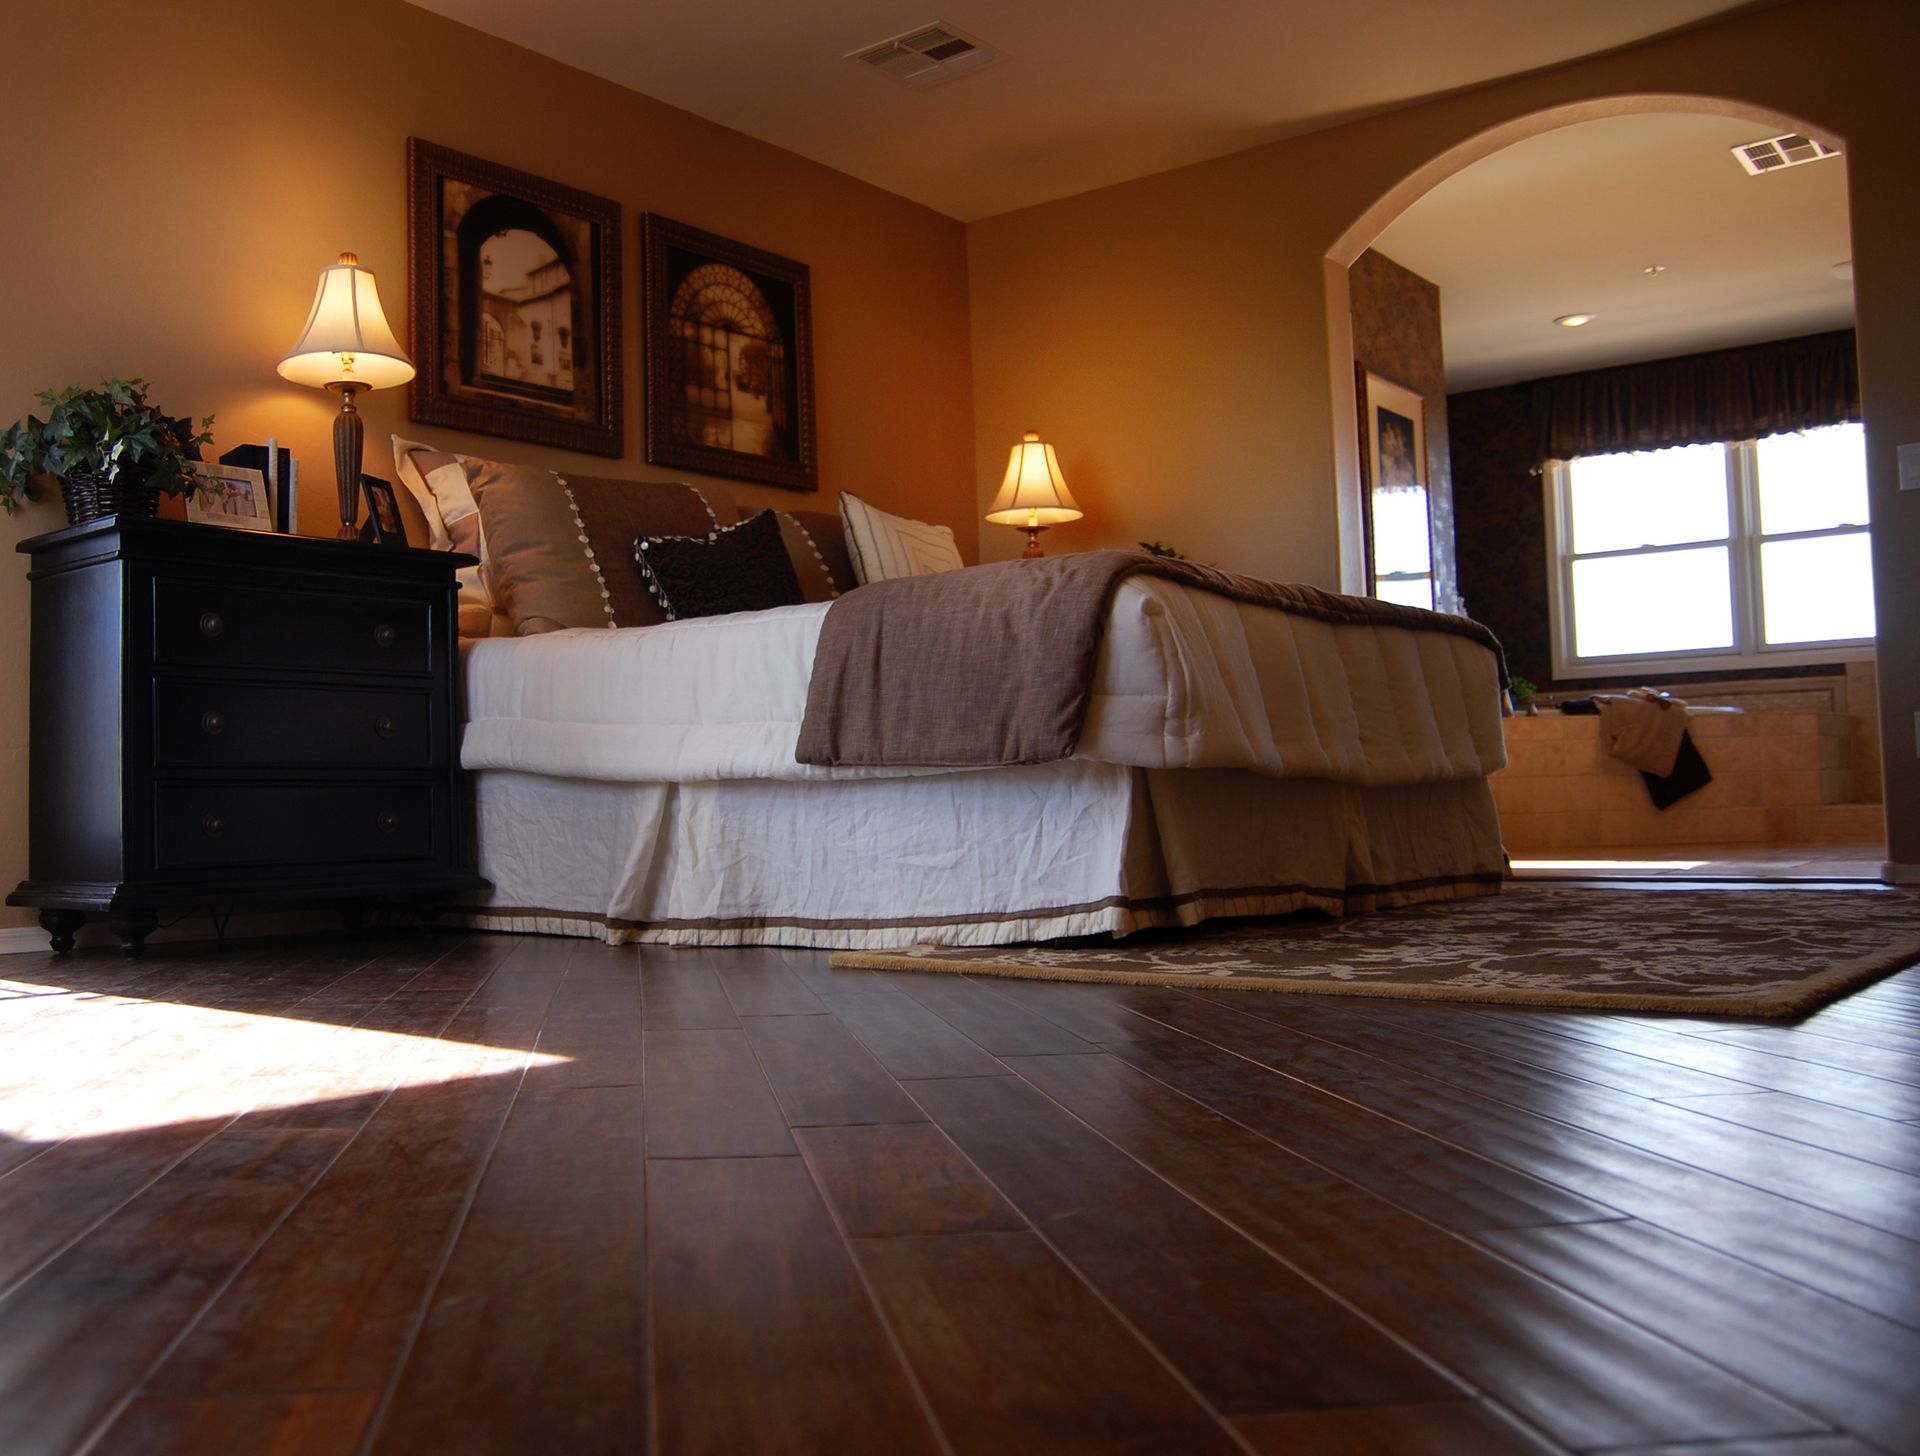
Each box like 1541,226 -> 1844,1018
3,919 -> 1919,1455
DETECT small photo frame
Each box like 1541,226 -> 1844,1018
361,474 -> 407,546
186,463 -> 275,532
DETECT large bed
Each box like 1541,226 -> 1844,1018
391,438 -> 1508,950
450,571 -> 1508,948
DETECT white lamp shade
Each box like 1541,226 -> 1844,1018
276,253 -> 416,391
986,431 -> 1083,526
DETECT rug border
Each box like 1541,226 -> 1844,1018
828,933 -> 1920,1019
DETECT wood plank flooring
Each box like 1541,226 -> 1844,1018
2,918 -> 1918,1455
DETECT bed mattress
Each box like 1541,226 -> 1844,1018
459,574 -> 1506,787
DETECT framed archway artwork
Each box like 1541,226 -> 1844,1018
642,213 -> 817,492
407,138 -> 624,456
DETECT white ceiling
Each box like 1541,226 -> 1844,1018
1373,112 -> 1855,391
407,0 -> 1759,222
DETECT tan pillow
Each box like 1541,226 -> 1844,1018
775,510 -> 856,603
839,492 -> 964,583
467,461 -> 738,634
392,437 -> 494,623
455,598 -> 497,639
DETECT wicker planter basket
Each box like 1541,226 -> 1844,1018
60,466 -> 159,526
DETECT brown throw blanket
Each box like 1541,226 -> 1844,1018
795,550 -> 1506,768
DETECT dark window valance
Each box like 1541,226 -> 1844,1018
1532,328 -> 1859,464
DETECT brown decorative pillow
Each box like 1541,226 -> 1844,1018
775,510 -> 857,602
466,460 -> 738,634
635,509 -> 805,622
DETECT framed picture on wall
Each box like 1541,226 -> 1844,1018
1358,369 -> 1435,610
641,213 -> 817,492
407,138 -> 623,456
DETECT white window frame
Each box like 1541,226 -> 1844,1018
1543,433 -> 1874,679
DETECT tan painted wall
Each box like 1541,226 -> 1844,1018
0,0 -> 976,928
967,0 -> 1920,870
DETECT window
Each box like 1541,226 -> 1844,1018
1544,423 -> 1873,677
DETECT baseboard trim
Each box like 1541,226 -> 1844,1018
0,925 -> 51,956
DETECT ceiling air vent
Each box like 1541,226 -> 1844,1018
1732,132 -> 1841,176
847,23 -> 1005,89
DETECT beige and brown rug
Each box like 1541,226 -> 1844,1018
830,886 -> 1920,1017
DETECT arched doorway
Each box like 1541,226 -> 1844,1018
1325,97 -> 1884,881
1323,94 -> 1846,598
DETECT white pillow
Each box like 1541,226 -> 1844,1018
392,435 -> 493,623
839,492 -> 964,584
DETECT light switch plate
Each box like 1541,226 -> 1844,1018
1901,441 -> 1920,491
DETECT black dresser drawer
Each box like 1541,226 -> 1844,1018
13,518 -> 484,956
154,782 -> 434,869
153,578 -> 430,675
154,681 -> 432,768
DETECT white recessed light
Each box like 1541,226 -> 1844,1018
1831,259 -> 1854,280
1555,313 -> 1595,328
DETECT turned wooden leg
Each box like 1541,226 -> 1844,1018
107,912 -> 159,958
39,909 -> 85,955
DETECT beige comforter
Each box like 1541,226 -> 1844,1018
797,551 -> 1506,776
461,564 -> 1508,789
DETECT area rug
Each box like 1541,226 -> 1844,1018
829,886 -> 1920,1017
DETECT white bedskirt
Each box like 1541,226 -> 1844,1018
453,763 -> 1504,949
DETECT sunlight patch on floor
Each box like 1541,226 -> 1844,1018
0,979 -> 567,1141
1511,857 -> 1710,870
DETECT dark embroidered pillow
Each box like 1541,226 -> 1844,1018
635,508 -> 805,621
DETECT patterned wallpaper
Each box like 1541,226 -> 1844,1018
1449,384 -> 1550,684
1350,250 -> 1458,613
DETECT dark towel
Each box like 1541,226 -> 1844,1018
1642,729 -> 1713,810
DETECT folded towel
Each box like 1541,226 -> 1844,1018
1598,690 -> 1688,777
1643,730 -> 1713,810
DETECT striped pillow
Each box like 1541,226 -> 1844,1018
839,492 -> 964,584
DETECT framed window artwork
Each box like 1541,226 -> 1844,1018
407,138 -> 623,456
186,463 -> 274,532
1357,369 -> 1435,610
642,213 -> 817,492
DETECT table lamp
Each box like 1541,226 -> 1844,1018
277,253 -> 416,538
986,430 -> 1082,557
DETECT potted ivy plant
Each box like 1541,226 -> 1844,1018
1,377 -> 214,524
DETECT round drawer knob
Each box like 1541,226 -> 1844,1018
202,813 -> 226,835
198,611 -> 224,639
373,623 -> 396,648
376,810 -> 400,835
374,715 -> 396,739
200,710 -> 226,736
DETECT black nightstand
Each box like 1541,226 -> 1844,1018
8,516 -> 487,955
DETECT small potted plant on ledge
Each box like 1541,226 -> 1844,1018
1,377 -> 213,525
1507,674 -> 1540,716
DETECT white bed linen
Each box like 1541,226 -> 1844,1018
459,766 -> 1504,948
459,576 -> 1506,788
